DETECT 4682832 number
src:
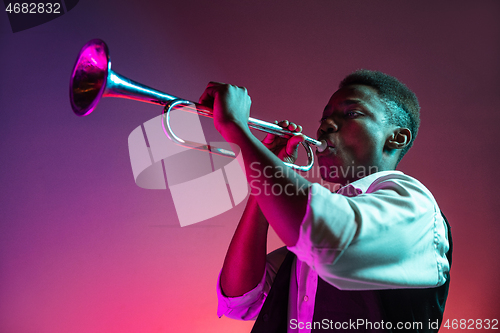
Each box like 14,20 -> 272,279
5,3 -> 61,14
443,319 -> 498,330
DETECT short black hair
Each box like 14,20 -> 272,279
339,69 -> 420,162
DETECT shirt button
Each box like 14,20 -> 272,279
303,295 -> 309,302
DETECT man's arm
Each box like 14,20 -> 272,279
219,194 -> 269,297
199,82 -> 312,247
218,119 -> 309,296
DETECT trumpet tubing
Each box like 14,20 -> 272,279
70,39 -> 325,171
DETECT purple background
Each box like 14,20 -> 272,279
1,1 -> 499,332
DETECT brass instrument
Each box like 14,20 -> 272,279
70,39 -> 326,171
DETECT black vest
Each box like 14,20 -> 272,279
251,213 -> 453,333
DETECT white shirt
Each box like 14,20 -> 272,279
216,171 -> 451,332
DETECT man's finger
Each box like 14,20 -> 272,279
198,81 -> 224,106
262,132 -> 278,145
286,133 -> 306,157
277,120 -> 303,133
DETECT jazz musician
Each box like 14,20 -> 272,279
199,70 -> 452,332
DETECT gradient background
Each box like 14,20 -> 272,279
1,1 -> 499,332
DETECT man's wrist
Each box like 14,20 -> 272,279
217,118 -> 252,144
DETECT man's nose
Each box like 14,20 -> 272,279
318,118 -> 338,135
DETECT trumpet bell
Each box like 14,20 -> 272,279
70,39 -> 109,117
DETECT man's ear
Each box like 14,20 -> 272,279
386,128 -> 411,150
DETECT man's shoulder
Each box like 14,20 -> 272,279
369,170 -> 429,190
364,171 -> 440,209
335,170 -> 436,205
314,171 -> 432,200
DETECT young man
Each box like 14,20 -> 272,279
199,70 -> 452,332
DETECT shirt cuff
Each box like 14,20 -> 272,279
216,269 -> 267,320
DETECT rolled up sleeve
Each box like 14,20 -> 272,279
216,246 -> 288,320
288,172 -> 450,290
216,269 -> 267,320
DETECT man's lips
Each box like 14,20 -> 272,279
316,146 -> 335,155
315,139 -> 335,155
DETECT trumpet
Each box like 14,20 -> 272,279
70,39 -> 326,171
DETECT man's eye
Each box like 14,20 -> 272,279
345,111 -> 360,118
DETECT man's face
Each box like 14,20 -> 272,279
316,84 -> 393,184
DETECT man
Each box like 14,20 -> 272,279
199,70 -> 452,332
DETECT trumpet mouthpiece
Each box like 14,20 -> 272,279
316,140 -> 328,152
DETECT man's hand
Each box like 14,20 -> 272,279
198,82 -> 252,140
262,120 -> 305,165
198,82 -> 305,163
